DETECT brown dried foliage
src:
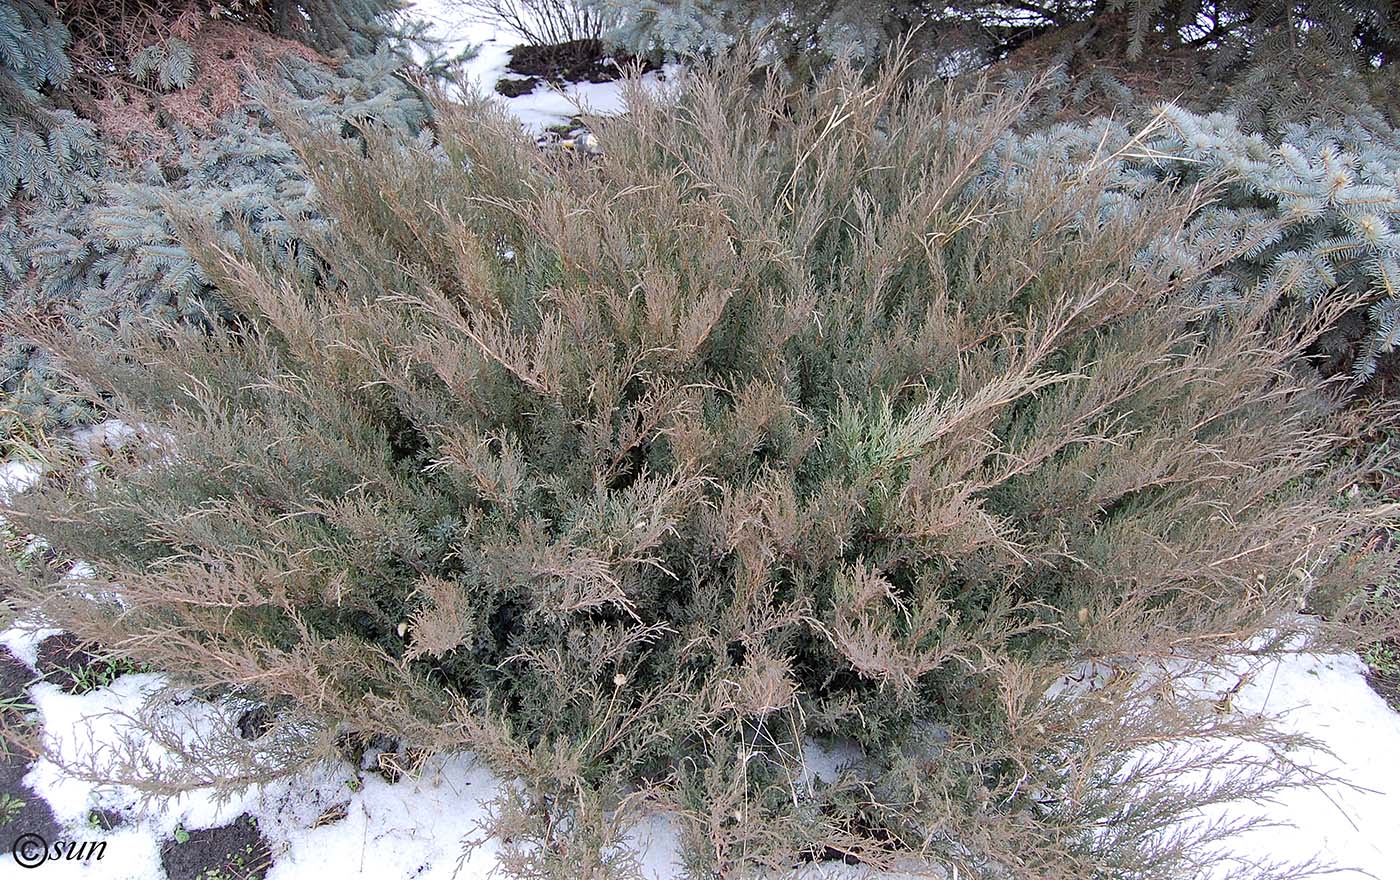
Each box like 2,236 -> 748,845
57,1 -> 323,159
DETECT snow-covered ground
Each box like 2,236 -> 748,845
7,659 -> 518,880
2,615 -> 1398,878
1196,650 -> 1400,878
408,0 -> 677,134
0,622 -> 881,880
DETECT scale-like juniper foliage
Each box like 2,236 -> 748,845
5,57 -> 1398,878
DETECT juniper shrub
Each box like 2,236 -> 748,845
5,54 -> 1398,879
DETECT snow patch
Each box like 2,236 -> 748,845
23,674 -> 254,832
262,755 -> 505,880
406,1 -> 677,133
1201,650 -> 1400,878
7,613 -> 1400,877
0,619 -> 63,671
71,419 -> 138,455
0,460 -> 43,504
5,664 -> 922,878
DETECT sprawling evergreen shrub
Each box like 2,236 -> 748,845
5,59 -> 1397,877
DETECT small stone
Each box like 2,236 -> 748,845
575,132 -> 602,155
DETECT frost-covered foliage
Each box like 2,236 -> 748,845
590,0 -> 1400,64
6,58 -> 1397,879
988,104 -> 1400,378
0,1 -> 104,208
0,0 -> 430,434
1,49 -> 430,431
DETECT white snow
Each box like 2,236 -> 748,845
260,757 -> 506,880
4,639 -> 1397,877
24,675 -> 242,832
4,666 -> 887,878
70,420 -> 138,455
0,460 -> 42,505
1199,650 -> 1400,878
1043,642 -> 1400,878
0,619 -> 62,671
1,457 -> 63,669
11,673 -> 510,879
406,0 -> 677,133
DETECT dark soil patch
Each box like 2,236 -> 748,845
235,705 -> 272,741
798,844 -> 862,865
0,650 -> 35,713
0,648 -> 63,844
33,633 -> 147,695
33,633 -> 104,695
1365,645 -> 1400,711
86,807 -> 124,832
160,814 -> 273,880
504,39 -> 658,85
495,76 -> 542,97
795,823 -> 895,867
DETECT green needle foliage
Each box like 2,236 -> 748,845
989,104 -> 1400,380
0,1 -> 424,436
2,47 -> 430,432
4,56 -> 1398,878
